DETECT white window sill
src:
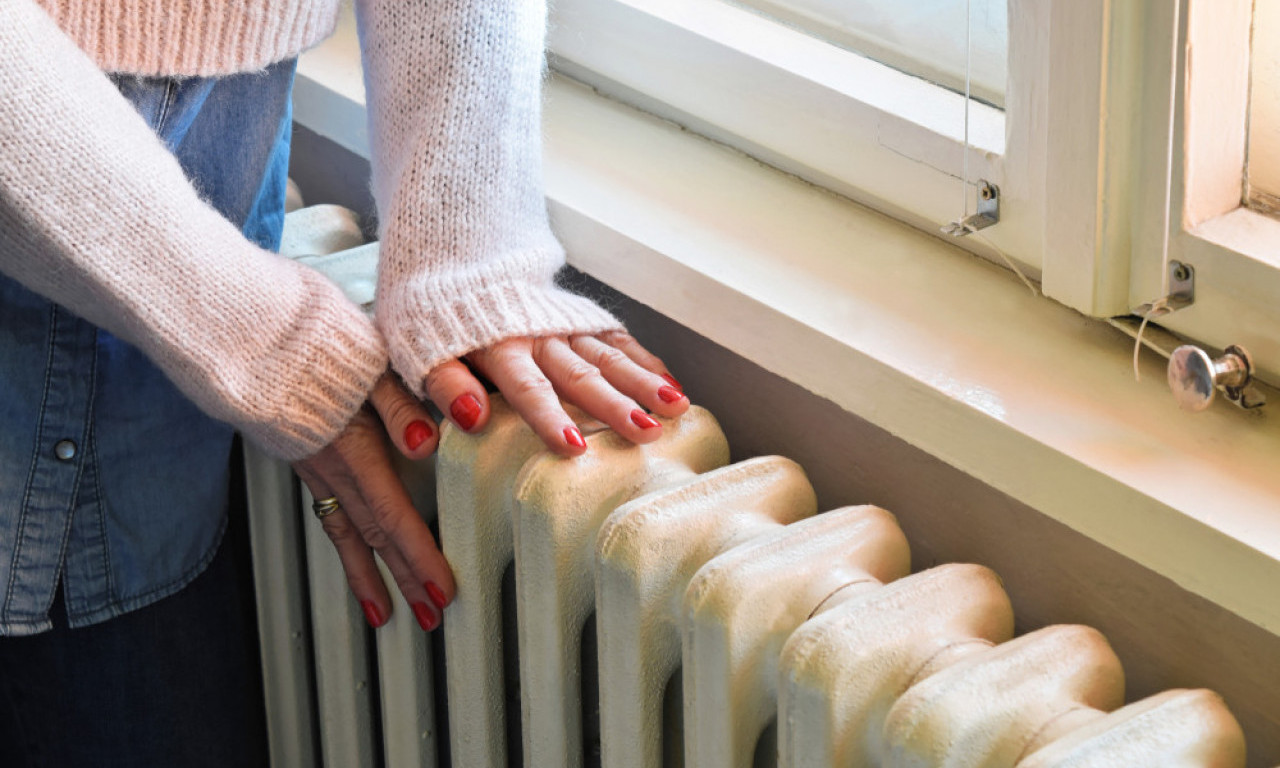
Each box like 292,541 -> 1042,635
293,31 -> 1280,635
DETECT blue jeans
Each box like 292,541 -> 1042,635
0,59 -> 296,766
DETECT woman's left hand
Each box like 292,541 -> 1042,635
291,373 -> 451,633
422,330 -> 689,456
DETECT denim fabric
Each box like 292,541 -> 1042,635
0,60 -> 297,636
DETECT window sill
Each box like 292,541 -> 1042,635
294,35 -> 1280,635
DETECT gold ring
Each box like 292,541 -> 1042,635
312,496 -> 341,519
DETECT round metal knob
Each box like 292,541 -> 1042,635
1167,345 -> 1253,412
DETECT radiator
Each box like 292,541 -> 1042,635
244,205 -> 1250,768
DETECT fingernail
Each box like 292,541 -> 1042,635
661,373 -> 683,390
630,409 -> 661,430
360,600 -> 387,629
450,394 -> 482,431
412,601 -> 440,632
426,581 -> 448,611
657,385 -> 686,404
404,420 -> 433,451
563,426 -> 587,450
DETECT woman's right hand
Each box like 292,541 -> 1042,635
291,373 -> 453,632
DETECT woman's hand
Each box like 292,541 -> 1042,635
291,373 -> 453,632
423,330 -> 688,455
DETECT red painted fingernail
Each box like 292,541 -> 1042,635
630,409 -> 661,429
404,420 -> 433,451
564,426 -> 587,450
657,385 -> 686,404
360,600 -> 387,629
450,394 -> 482,431
412,601 -> 440,632
661,373 -> 683,390
426,581 -> 448,611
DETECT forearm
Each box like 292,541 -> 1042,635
0,1 -> 386,460
356,0 -> 621,396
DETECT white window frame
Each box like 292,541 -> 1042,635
1125,0 -> 1280,385
546,0 -> 1049,276
549,0 -> 1280,386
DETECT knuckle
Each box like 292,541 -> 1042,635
562,360 -> 602,388
593,346 -> 630,371
321,516 -> 361,546
600,330 -> 635,347
380,396 -> 420,429
355,518 -> 393,551
509,373 -> 553,399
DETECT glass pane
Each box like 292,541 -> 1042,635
730,0 -> 1008,108
1248,0 -> 1280,215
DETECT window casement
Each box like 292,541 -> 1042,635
1125,0 -> 1280,387
547,0 -> 1280,388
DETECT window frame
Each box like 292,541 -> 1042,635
549,0 -> 1280,387
1126,0 -> 1280,386
546,0 -> 1050,275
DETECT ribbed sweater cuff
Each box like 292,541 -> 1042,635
378,261 -> 622,398
39,0 -> 337,76
242,269 -> 388,460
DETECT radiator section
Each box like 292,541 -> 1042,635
595,456 -> 817,768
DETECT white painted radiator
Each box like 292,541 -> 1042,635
244,205 -> 1250,768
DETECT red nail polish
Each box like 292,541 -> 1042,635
360,600 -> 386,629
404,420 -> 433,451
630,409 -> 661,430
661,373 -> 683,390
564,426 -> 587,450
412,601 -> 440,632
450,394 -> 482,431
657,385 -> 686,404
426,581 -> 448,611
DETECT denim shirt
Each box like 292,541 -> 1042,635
0,60 -> 296,636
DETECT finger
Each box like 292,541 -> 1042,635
469,338 -> 587,456
372,541 -> 444,633
335,435 -> 457,611
293,467 -> 393,629
597,330 -> 680,387
370,373 -> 439,460
569,335 -> 689,419
423,358 -> 491,435
536,337 -> 664,445
317,509 -> 395,629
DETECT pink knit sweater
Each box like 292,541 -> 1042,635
0,0 -> 621,460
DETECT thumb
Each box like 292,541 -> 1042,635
369,373 -> 439,460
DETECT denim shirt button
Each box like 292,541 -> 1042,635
54,439 -> 77,462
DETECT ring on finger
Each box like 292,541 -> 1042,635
312,496 -> 341,519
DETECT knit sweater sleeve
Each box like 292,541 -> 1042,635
355,0 -> 623,398
0,0 -> 387,461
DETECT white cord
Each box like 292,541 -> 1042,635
954,0 -> 1037,297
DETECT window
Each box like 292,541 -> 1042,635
546,0 -> 1037,273
1248,0 -> 1280,217
1125,0 -> 1280,387
732,0 -> 1008,108
547,0 -> 1280,387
